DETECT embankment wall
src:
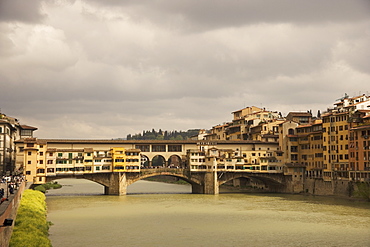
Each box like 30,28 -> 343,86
0,182 -> 25,247
304,178 -> 354,197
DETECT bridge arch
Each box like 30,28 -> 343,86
126,173 -> 200,188
45,175 -> 109,189
151,155 -> 166,167
218,173 -> 286,192
167,154 -> 182,168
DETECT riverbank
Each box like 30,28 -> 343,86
9,190 -> 52,247
0,181 -> 27,247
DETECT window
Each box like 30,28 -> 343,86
28,152 -> 32,155
152,145 -> 166,152
37,169 -> 45,173
290,146 -> 298,152
39,160 -> 43,164
168,145 -> 182,152
26,171 -> 31,175
47,168 -> 54,173
27,143 -> 34,147
291,154 -> 298,160
58,153 -> 63,157
27,161 -> 31,164
40,152 -> 44,156
47,160 -> 53,164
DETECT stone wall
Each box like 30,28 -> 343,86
304,178 -> 353,197
0,182 -> 26,247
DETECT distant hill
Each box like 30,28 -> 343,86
127,129 -> 200,140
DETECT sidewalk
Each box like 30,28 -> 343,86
0,181 -> 31,216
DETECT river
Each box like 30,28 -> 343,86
46,179 -> 370,247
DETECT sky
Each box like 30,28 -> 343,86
0,0 -> 369,139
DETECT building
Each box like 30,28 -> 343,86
286,112 -> 312,124
0,112 -> 37,175
278,120 -> 300,165
206,106 -> 281,141
322,94 -> 370,180
349,112 -> 370,181
296,120 -> 324,178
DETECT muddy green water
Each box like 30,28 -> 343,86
46,179 -> 370,247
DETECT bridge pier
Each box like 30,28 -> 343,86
103,173 -> 128,195
204,171 -> 219,194
191,171 -> 219,195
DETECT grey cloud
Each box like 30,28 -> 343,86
87,0 -> 370,31
1,0 -> 369,139
0,0 -> 46,23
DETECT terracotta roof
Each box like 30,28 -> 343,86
297,124 -> 312,128
287,135 -> 298,138
350,125 -> 370,131
20,125 -> 38,130
262,134 -> 278,138
287,112 -> 312,117
48,149 -> 84,152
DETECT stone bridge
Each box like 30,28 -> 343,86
46,168 -> 300,195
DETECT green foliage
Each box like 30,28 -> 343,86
127,128 -> 200,140
34,185 -> 46,193
9,190 -> 52,247
48,181 -> 62,189
34,182 -> 62,194
355,182 -> 370,201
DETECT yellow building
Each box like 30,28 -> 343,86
322,111 -> 350,179
17,139 -> 142,184
296,120 -> 323,178
110,147 -> 141,172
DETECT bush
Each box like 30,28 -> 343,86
33,185 -> 46,193
33,182 -> 62,194
49,182 -> 62,189
355,182 -> 370,201
9,190 -> 52,247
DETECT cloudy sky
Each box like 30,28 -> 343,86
0,0 -> 369,139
